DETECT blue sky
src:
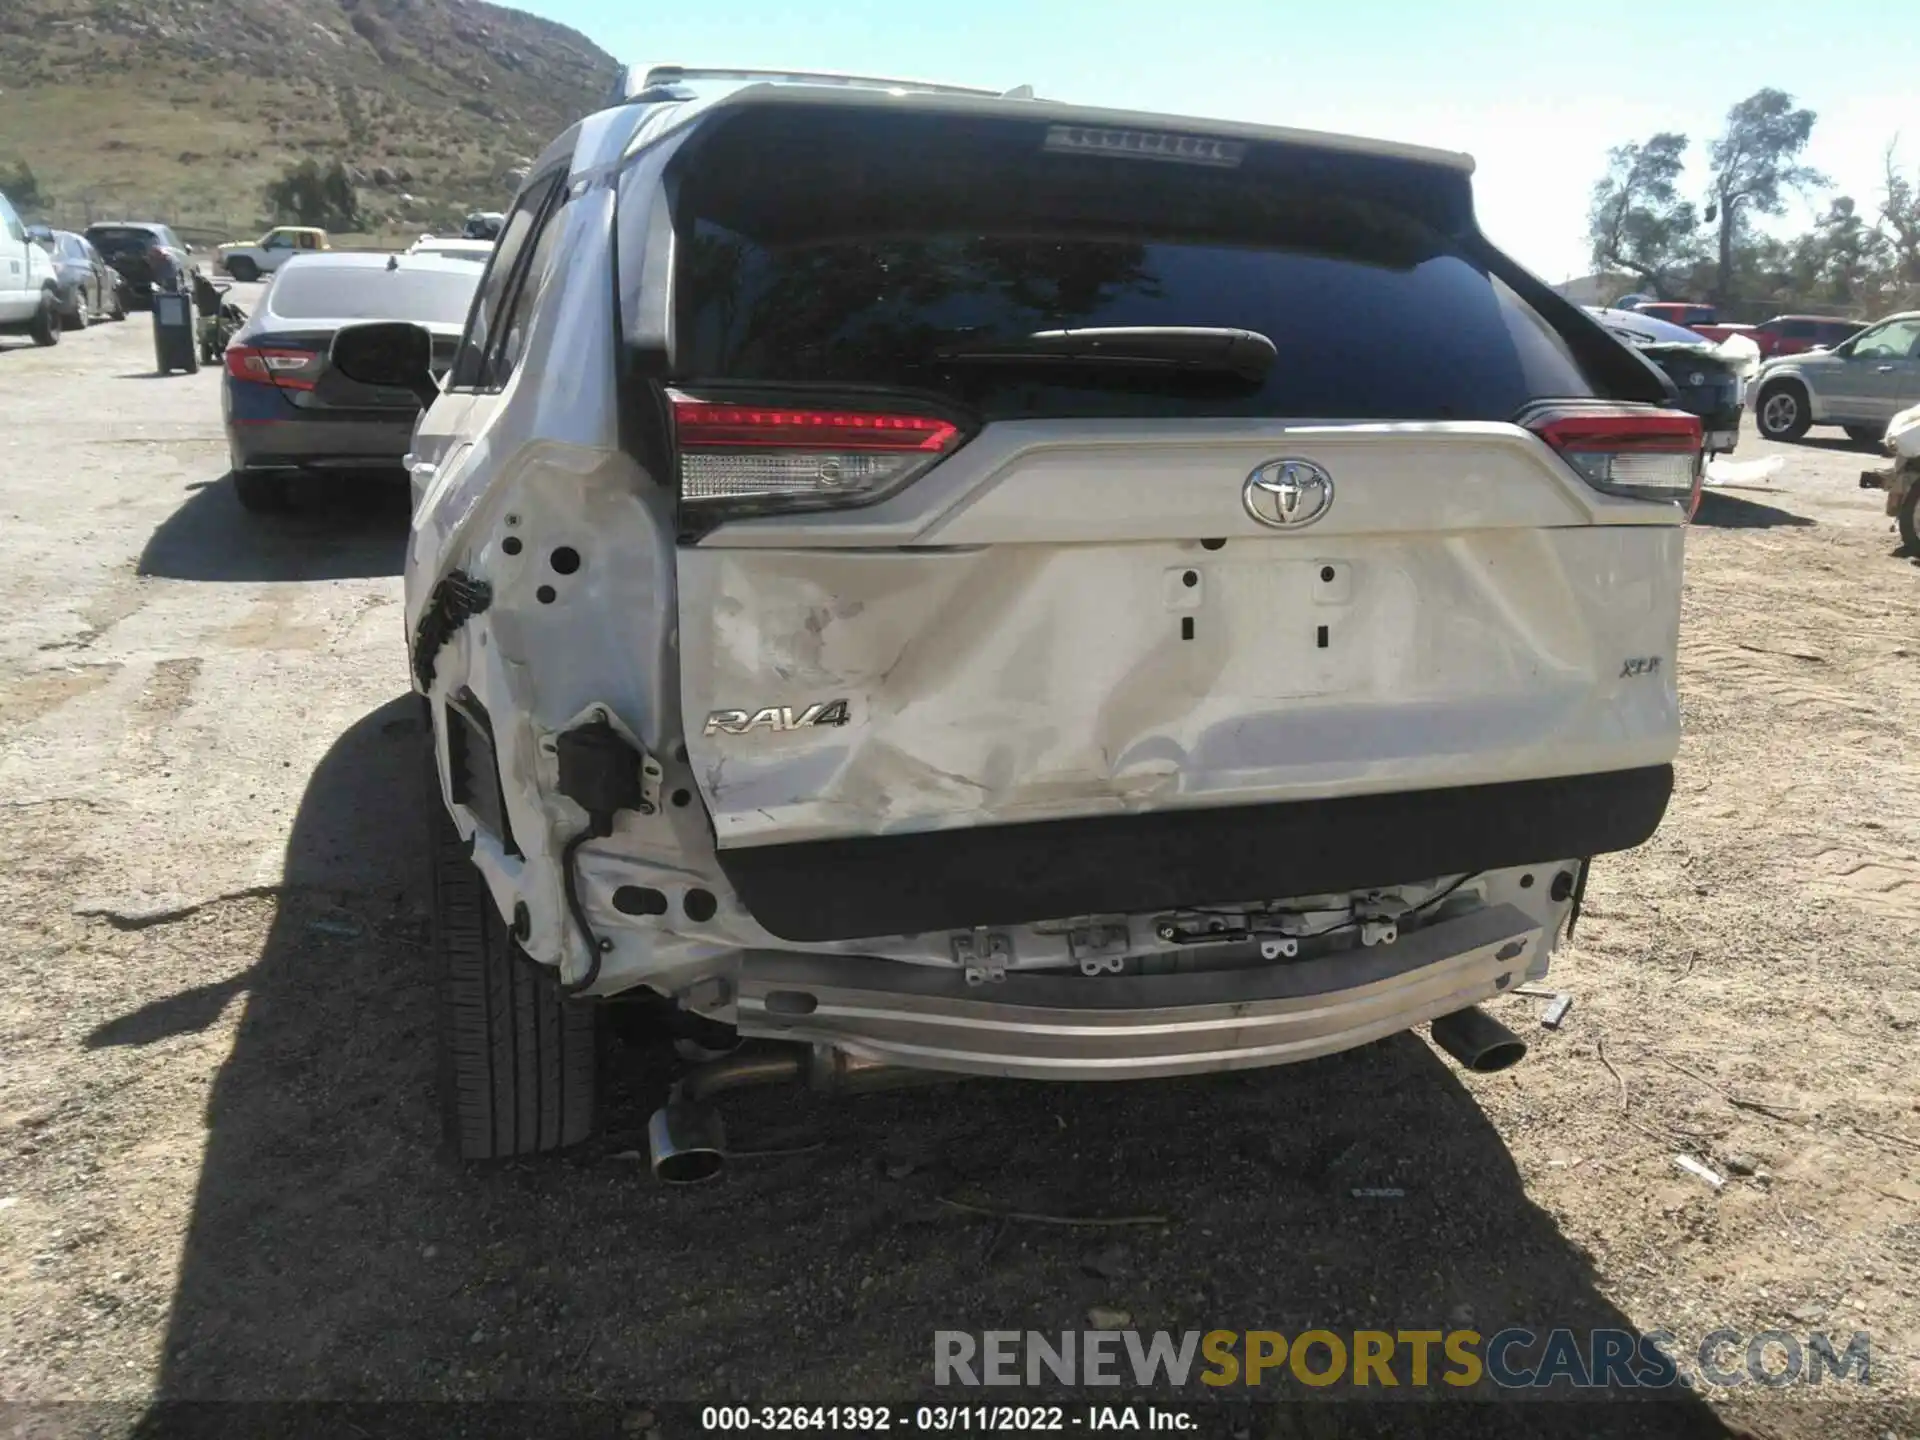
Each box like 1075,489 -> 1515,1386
515,0 -> 1912,283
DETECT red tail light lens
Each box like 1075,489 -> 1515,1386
671,394 -> 967,519
1522,403 -> 1703,518
224,346 -> 321,391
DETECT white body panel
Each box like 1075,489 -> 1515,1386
0,193 -> 55,324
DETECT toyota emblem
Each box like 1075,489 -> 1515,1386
1243,458 -> 1335,529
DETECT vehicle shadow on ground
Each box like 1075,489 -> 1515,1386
1693,491 -> 1814,529
137,472 -> 408,582
1786,434 -> 1883,455
114,696 -> 1735,1436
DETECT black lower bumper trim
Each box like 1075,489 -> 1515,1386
720,765 -> 1675,943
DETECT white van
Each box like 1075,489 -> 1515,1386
0,191 -> 62,345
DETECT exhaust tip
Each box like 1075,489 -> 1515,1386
1429,1005 -> 1528,1074
647,1100 -> 727,1184
1464,1036 -> 1528,1074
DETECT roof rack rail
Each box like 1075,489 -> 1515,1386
620,63 -> 1024,102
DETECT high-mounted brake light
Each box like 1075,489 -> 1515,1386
224,346 -> 321,391
671,395 -> 967,519
1522,403 -> 1703,519
1043,125 -> 1246,169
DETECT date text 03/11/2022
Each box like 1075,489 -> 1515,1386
699,1405 -> 1195,1432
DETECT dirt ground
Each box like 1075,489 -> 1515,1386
1,310 -> 1917,1439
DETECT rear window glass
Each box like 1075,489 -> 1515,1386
672,109 -> 1595,422
87,227 -> 157,254
268,263 -> 480,323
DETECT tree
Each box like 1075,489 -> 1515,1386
1704,88 -> 1826,303
1882,140 -> 1920,286
262,159 -> 362,231
1586,133 -> 1701,298
1800,196 -> 1888,304
0,158 -> 44,211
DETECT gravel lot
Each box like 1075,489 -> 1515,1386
1,310 -> 1917,1438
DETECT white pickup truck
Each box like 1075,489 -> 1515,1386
216,226 -> 329,282
0,190 -> 61,346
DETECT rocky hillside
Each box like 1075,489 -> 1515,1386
0,0 -> 618,238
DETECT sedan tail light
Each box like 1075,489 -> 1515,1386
225,346 -> 322,391
670,393 -> 968,521
1520,403 -> 1703,519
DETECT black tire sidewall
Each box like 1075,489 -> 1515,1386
1757,383 -> 1808,441
1900,486 -> 1919,554
421,731 -> 600,1159
30,292 -> 61,346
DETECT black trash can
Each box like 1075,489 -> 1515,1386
152,289 -> 198,375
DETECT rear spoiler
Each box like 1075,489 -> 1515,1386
607,62 -> 1023,108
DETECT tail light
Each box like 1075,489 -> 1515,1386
1522,403 -> 1703,518
670,393 -> 967,520
225,346 -> 322,391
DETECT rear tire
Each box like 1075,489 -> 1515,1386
227,257 -> 258,283
232,470 -> 292,513
426,749 -> 599,1159
28,292 -> 60,347
1845,425 -> 1884,447
1899,485 -> 1919,555
1755,382 -> 1810,442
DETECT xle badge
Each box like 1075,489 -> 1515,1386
703,700 -> 853,736
1620,657 -> 1662,678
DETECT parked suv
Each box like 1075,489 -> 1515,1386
1751,311 -> 1920,444
332,67 -> 1699,1172
0,190 -> 62,345
83,221 -> 194,304
1751,314 -> 1864,359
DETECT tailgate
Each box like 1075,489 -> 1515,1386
660,102 -> 1686,880
677,423 -> 1683,848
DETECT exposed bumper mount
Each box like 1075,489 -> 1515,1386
735,902 -> 1541,1081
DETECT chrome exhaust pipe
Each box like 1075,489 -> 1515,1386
647,1043 -> 953,1183
646,1099 -> 728,1184
1429,1005 -> 1528,1073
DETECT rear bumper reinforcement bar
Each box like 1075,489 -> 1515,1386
736,902 -> 1541,1081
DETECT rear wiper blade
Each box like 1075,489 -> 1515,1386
936,326 -> 1277,381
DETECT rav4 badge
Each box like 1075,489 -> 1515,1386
703,701 -> 853,737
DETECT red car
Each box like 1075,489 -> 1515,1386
1749,314 -> 1864,359
1631,301 -> 1718,329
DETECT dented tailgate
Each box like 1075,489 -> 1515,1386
662,101 -> 1684,870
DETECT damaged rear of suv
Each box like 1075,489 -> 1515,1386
339,67 -> 1698,1173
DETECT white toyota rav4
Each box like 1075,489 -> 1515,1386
331,67 -> 1699,1178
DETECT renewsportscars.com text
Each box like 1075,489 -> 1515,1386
934,1328 -> 1873,1390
